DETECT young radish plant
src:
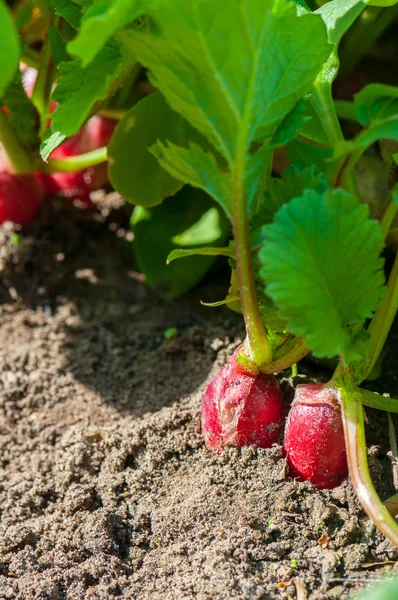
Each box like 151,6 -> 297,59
0,0 -> 128,227
67,0 -> 398,547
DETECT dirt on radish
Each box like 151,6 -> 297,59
0,199 -> 397,600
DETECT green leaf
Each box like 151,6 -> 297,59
41,39 -> 129,160
394,153 -> 398,165
131,187 -> 230,299
353,577 -> 398,600
316,0 -> 366,47
51,0 -> 82,28
355,84 -> 398,127
120,0 -> 331,164
259,188 -> 385,360
271,100 -> 312,147
167,246 -> 234,264
367,0 -> 398,5
68,0 -> 146,65
108,93 -> 189,207
150,141 -> 232,221
1,71 -> 40,151
336,85 -> 398,157
255,165 -> 328,227
0,0 -> 20,97
49,24 -> 70,65
287,138 -> 335,181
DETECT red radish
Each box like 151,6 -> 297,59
284,384 -> 348,490
45,117 -> 116,205
201,347 -> 285,450
0,171 -> 45,228
86,115 -> 116,149
44,129 -> 95,206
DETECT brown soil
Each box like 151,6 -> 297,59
0,197 -> 397,600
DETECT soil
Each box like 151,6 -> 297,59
0,196 -> 397,600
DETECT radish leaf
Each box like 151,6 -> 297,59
131,187 -> 230,299
41,40 -> 129,160
68,0 -> 147,65
0,0 -> 20,97
108,93 -> 191,207
259,189 -> 385,360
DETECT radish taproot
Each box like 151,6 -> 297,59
284,384 -> 348,489
201,347 -> 285,450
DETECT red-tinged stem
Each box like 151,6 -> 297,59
339,386 -> 398,547
43,146 -> 107,173
0,109 -> 34,174
232,152 -> 272,367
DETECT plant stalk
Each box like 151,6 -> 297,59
44,147 -> 108,173
0,110 -> 34,174
260,337 -> 310,374
379,195 -> 397,240
339,387 -> 398,548
359,388 -> 398,414
32,14 -> 59,132
232,155 -> 272,367
334,100 -> 357,123
310,83 -> 359,198
365,252 -> 398,380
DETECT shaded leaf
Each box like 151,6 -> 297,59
131,187 -> 230,299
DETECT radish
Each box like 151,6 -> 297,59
0,171 -> 45,228
201,347 -> 285,450
45,117 -> 116,205
284,384 -> 348,489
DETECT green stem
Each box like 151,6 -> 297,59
365,252 -> 398,380
339,6 -> 398,79
334,100 -> 357,123
43,147 -> 107,173
232,154 -> 272,367
310,83 -> 359,198
32,15 -> 59,131
21,49 -> 41,71
260,337 -> 309,374
0,110 -> 34,174
99,108 -> 125,121
379,195 -> 397,240
339,386 -> 398,548
359,388 -> 398,414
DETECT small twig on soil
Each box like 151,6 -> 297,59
294,579 -> 308,600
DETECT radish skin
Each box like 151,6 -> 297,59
201,348 -> 285,450
284,384 -> 348,489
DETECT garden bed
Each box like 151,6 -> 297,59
0,200 -> 397,600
